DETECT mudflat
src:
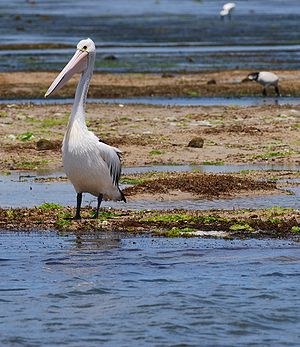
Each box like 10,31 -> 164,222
1,71 -> 300,239
1,70 -> 300,99
1,90 -> 300,170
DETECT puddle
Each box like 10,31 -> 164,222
1,96 -> 300,107
124,164 -> 300,175
1,164 -> 300,210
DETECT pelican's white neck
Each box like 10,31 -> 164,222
69,51 -> 96,128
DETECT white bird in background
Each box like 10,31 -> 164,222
247,71 -> 280,97
45,38 -> 126,219
220,2 -> 236,20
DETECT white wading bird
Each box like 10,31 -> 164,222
220,2 -> 236,20
247,71 -> 280,97
45,38 -> 126,219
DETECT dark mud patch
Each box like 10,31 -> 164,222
2,71 -> 300,100
0,43 -> 72,50
124,172 -> 278,198
3,140 -> 61,153
204,125 -> 263,135
0,80 -> 291,99
1,206 -> 300,240
103,134 -> 159,147
0,141 -> 62,171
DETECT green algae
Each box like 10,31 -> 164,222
229,223 -> 254,233
39,202 -> 64,210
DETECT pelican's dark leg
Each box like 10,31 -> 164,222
275,86 -> 280,97
93,194 -> 103,219
262,88 -> 267,97
74,192 -> 82,220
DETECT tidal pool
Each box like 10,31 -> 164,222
1,164 -> 300,210
0,232 -> 299,346
1,96 -> 300,107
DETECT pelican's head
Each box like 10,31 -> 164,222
77,38 -> 96,54
248,72 -> 259,81
45,38 -> 95,98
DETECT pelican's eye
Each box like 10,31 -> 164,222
83,45 -> 87,50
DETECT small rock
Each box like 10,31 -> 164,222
161,73 -> 175,78
187,137 -> 204,148
36,139 -> 56,150
207,79 -> 217,85
103,54 -> 117,60
186,56 -> 195,63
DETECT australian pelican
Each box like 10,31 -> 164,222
45,38 -> 126,219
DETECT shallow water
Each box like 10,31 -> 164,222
1,164 -> 300,210
0,232 -> 299,346
1,96 -> 300,107
1,0 -> 300,72
3,43 -> 300,72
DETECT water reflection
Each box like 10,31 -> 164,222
72,232 -> 122,250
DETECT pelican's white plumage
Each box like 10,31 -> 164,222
45,38 -> 125,219
62,120 -> 122,200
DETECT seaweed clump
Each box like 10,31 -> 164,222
124,172 -> 276,198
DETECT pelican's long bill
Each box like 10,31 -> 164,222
45,49 -> 88,98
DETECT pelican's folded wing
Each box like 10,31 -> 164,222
98,141 -> 122,186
